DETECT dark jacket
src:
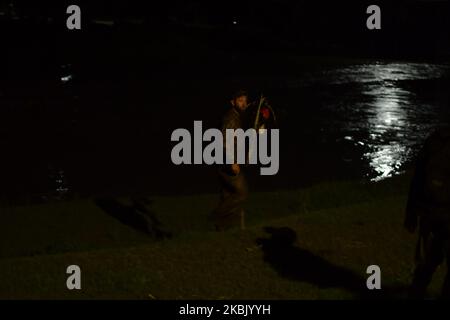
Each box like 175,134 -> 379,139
405,127 -> 450,228
220,106 -> 247,174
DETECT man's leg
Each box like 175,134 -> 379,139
410,231 -> 445,299
440,223 -> 450,299
212,170 -> 248,231
442,244 -> 450,299
240,208 -> 246,230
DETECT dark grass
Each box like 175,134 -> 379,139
0,173 -> 447,299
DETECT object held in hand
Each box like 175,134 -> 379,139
250,95 -> 278,131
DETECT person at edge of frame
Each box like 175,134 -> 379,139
405,125 -> 450,299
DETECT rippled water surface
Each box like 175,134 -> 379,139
1,60 -> 450,203
283,62 -> 450,182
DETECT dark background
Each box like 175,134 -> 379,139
2,1 -> 450,59
0,0 -> 449,204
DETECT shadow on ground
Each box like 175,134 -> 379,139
95,197 -> 172,240
256,226 -> 408,299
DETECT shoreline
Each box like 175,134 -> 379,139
2,173 -> 445,299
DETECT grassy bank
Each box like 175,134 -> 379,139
0,174 -> 446,299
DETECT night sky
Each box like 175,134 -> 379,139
2,1 -> 450,59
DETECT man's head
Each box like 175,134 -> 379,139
231,90 -> 249,111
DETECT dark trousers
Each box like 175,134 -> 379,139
211,168 -> 248,231
410,216 -> 450,299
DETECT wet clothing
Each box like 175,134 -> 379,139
211,106 -> 249,231
406,127 -> 450,299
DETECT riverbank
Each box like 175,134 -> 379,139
0,173 -> 446,299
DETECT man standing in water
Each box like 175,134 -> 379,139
405,126 -> 450,299
211,90 -> 250,231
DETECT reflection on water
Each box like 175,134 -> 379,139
1,59 -> 449,204
54,169 -> 70,198
47,166 -> 71,201
364,83 -> 412,181
326,63 -> 450,181
365,143 -> 410,181
61,74 -> 73,83
43,164 -> 71,200
60,64 -> 74,83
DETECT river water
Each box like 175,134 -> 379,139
279,62 -> 450,183
1,60 -> 450,204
